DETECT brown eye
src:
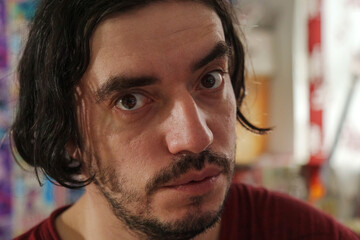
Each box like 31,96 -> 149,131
115,93 -> 147,111
200,71 -> 223,89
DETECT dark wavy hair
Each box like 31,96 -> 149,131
11,0 -> 269,188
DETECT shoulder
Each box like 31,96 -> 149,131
13,205 -> 70,240
220,183 -> 359,240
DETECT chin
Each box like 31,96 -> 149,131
155,175 -> 230,225
147,201 -> 223,240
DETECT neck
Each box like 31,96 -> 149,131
55,188 -> 221,240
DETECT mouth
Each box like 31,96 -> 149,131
162,167 -> 222,195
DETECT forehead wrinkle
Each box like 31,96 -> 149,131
85,1 -> 226,100
91,1 -> 222,46
140,23 -> 223,50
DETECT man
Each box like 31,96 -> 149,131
12,0 -> 359,239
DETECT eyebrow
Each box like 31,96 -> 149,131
191,41 -> 231,72
95,76 -> 157,103
95,41 -> 231,103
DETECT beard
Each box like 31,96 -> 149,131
89,149 -> 234,240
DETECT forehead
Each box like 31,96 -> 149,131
86,1 -> 225,82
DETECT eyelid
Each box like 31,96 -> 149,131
198,69 -> 227,90
113,91 -> 152,112
198,59 -> 228,79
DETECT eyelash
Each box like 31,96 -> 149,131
112,90 -> 152,112
111,68 -> 228,113
198,69 -> 227,90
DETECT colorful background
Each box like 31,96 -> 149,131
0,0 -> 360,238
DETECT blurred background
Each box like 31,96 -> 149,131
0,0 -> 360,238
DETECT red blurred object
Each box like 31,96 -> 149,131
307,0 -> 326,203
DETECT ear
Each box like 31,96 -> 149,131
65,142 -> 89,180
66,141 -> 82,161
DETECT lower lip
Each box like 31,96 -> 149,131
165,173 -> 221,195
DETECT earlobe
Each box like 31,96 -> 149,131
66,142 -> 82,161
65,142 -> 94,180
65,143 -> 89,179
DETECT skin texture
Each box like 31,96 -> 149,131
56,1 -> 237,240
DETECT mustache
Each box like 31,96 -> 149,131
145,149 -> 231,195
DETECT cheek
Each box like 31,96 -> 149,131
211,85 -> 237,147
212,113 -> 236,153
77,86 -> 167,190
92,122 -> 166,184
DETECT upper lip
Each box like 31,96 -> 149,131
163,167 -> 222,188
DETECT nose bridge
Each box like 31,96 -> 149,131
165,92 -> 213,155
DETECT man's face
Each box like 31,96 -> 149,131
76,1 -> 237,239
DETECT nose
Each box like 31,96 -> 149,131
164,93 -> 214,155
